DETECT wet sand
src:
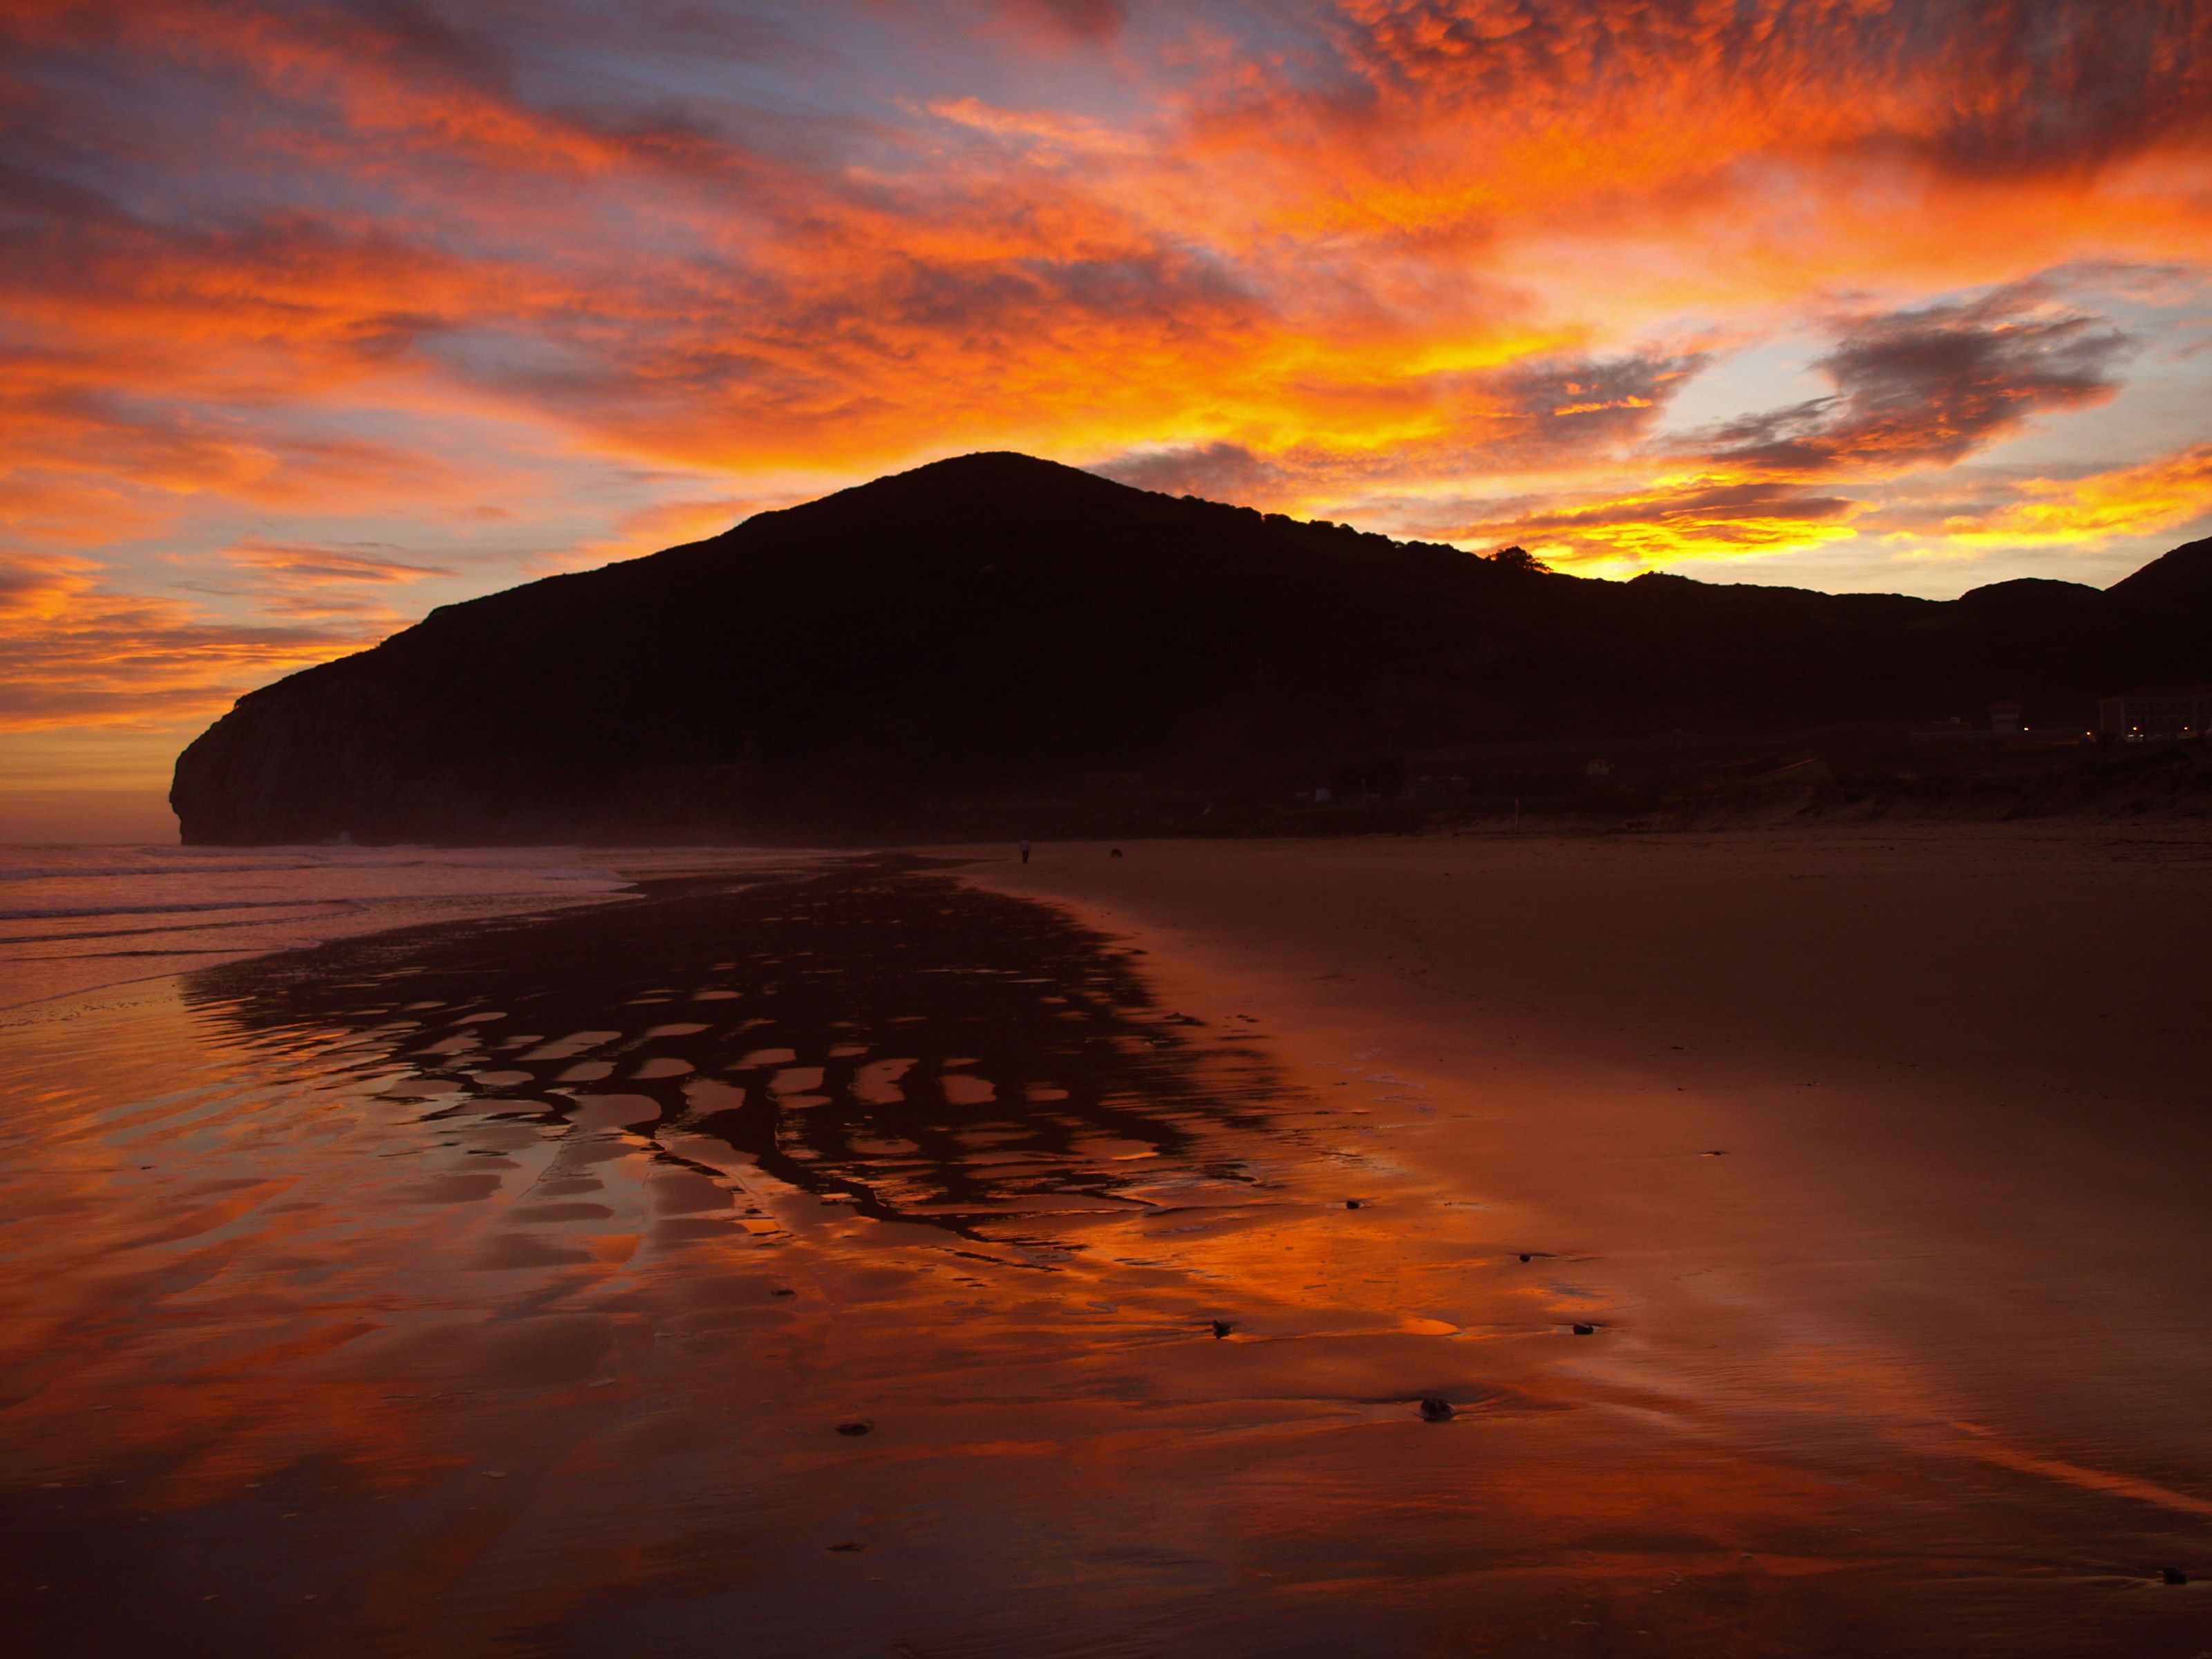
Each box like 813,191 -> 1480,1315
967,825 -> 2212,1647
4,831 -> 2211,1656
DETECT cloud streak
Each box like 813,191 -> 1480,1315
0,552 -> 379,731
1691,287 -> 2131,477
1913,443 -> 2212,548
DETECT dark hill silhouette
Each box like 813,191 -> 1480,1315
170,456 -> 2212,844
2103,535 -> 2212,609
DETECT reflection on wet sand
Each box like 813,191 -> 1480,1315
195,856 -> 1284,1239
2,856 -> 2206,1658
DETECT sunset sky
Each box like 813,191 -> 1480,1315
5,0 -> 2211,834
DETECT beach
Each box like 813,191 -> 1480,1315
973,826 -> 2212,1638
4,826 -> 2211,1656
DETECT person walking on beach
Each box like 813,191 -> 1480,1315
1020,839 -> 1031,865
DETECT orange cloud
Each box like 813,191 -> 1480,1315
181,541 -> 460,623
0,551 -> 101,624
0,552 -> 378,732
1553,397 -> 1652,416
6,1 -> 2202,491
0,0 -> 2207,778
1918,444 -> 2212,548
223,544 -> 456,585
1380,473 -> 1864,570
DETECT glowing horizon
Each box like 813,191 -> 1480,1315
4,0 -> 2211,816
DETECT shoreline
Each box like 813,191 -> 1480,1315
0,845 -> 845,1018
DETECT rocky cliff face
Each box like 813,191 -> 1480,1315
170,454 -> 2212,845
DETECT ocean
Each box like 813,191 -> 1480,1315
0,842 -> 805,1012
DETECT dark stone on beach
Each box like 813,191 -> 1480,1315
828,1540 -> 864,1552
1110,848 -> 1124,858
1571,1323 -> 1597,1335
836,1420 -> 873,1436
2163,1568 -> 2188,1584
1519,1253 -> 1532,1262
1418,1398 -> 1456,1421
1345,1199 -> 1362,1209
1210,1320 -> 1232,1338
772,1288 -> 796,1297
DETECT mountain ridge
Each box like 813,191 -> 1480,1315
170,453 -> 2212,844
